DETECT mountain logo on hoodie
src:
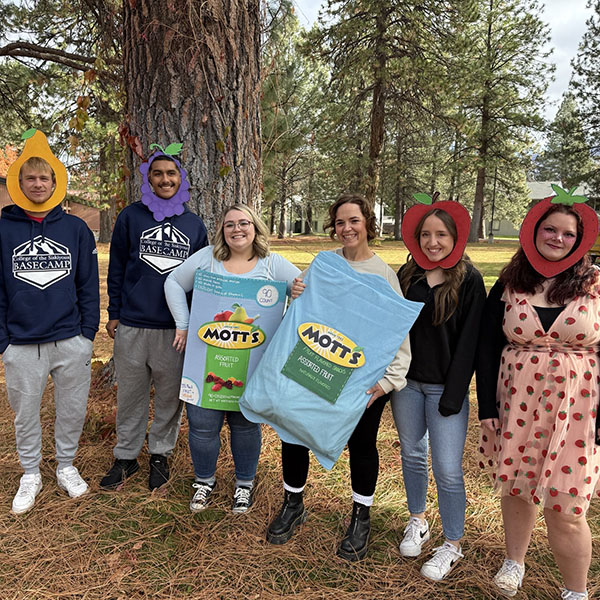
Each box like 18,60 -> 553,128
139,223 -> 191,274
12,235 -> 72,289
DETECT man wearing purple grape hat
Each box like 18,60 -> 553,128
101,145 -> 208,491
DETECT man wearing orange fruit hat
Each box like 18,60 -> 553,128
0,129 -> 99,514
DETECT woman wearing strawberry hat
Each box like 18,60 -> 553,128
392,193 -> 485,581
477,186 -> 600,600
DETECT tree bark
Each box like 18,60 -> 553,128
469,1 -> 493,243
278,162 -> 287,238
364,11 -> 388,207
122,0 -> 262,238
304,201 -> 313,234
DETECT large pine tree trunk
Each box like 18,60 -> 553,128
122,0 -> 262,237
364,12 -> 387,207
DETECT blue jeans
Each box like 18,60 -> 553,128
186,404 -> 261,482
391,379 -> 469,541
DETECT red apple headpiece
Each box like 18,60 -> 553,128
401,192 -> 471,270
519,184 -> 598,278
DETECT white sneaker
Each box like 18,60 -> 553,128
12,473 -> 43,514
561,589 -> 588,600
420,541 -> 463,581
56,466 -> 89,498
493,559 -> 525,597
399,516 -> 430,557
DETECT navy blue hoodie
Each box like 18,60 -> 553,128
107,202 -> 208,328
0,204 -> 100,353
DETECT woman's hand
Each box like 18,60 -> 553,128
173,329 -> 188,353
366,383 -> 386,408
480,418 -> 500,433
291,277 -> 306,299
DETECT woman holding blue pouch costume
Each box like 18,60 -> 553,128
265,193 -> 413,561
392,193 -> 485,582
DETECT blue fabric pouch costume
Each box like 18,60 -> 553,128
239,251 -> 423,469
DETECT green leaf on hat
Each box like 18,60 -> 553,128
550,183 -> 588,205
164,143 -> 183,156
413,193 -> 433,205
21,128 -> 37,140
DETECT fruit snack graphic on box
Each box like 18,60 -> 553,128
180,270 -> 287,411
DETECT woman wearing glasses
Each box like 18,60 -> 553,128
165,204 -> 300,514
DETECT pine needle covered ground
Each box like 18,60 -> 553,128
0,238 -> 597,600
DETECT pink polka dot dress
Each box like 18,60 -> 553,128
480,287 -> 600,514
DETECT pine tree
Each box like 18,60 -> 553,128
533,93 -> 595,188
571,0 -> 600,195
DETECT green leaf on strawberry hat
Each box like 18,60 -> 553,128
550,183 -> 588,205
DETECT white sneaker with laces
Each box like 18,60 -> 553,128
420,541 -> 463,581
399,516 -> 430,557
56,466 -> 89,498
12,473 -> 43,514
190,481 -> 215,512
561,589 -> 588,600
493,559 -> 525,597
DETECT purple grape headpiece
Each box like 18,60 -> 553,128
139,142 -> 190,222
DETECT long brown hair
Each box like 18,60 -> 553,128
400,208 -> 469,325
499,204 -> 597,303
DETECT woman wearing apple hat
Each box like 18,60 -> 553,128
477,186 -> 600,600
391,193 -> 486,581
165,204 -> 300,515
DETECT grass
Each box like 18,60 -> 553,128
0,236 -> 597,600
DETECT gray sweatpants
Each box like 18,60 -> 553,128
3,335 -> 93,474
113,325 -> 184,459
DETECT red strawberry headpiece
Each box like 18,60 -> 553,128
401,192 -> 471,270
519,184 -> 598,277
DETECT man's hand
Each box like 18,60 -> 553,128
106,319 -> 119,339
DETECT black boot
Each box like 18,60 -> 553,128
266,490 -> 307,545
337,502 -> 371,561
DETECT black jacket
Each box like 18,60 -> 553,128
398,261 -> 486,416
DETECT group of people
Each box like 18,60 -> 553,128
1,133 -> 597,600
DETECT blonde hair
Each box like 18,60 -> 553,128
213,204 -> 270,261
19,156 -> 56,184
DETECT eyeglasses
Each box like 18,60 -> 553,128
223,220 -> 253,231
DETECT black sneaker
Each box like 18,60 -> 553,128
100,458 -> 139,490
232,485 -> 253,513
149,455 -> 169,490
190,481 -> 215,512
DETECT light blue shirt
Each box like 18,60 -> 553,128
164,245 -> 300,330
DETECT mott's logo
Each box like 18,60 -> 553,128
198,322 -> 265,350
298,323 -> 364,368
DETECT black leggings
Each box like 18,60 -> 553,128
281,394 -> 389,497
